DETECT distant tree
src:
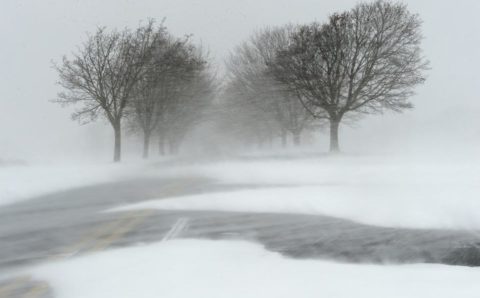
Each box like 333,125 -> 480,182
219,79 -> 279,149
157,56 -> 215,155
54,21 -> 161,162
270,1 -> 429,152
227,25 -> 318,147
129,35 -> 206,158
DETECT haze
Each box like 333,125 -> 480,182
1,0 -> 479,162
2,1 -> 480,297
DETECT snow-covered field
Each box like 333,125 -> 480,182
27,239 -> 480,298
114,155 -> 480,230
0,163 -> 150,207
3,154 -> 480,297
3,154 -> 480,231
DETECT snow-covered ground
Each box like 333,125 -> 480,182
3,154 -> 480,230
27,239 -> 480,298
4,155 -> 480,297
0,163 -> 150,207
114,155 -> 480,230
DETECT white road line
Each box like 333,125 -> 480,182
162,218 -> 189,241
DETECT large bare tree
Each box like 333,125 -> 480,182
54,21 -> 161,161
271,1 -> 429,152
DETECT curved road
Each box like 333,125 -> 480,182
1,175 -> 480,297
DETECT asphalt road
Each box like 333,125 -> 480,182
1,175 -> 480,297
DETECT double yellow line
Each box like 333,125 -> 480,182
19,281 -> 48,298
0,272 -> 48,298
1,180 -> 188,297
0,209 -> 154,298
91,210 -> 154,252
58,209 -> 154,257
0,277 -> 30,298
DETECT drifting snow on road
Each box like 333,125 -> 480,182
112,156 -> 480,230
1,156 -> 480,298
27,239 -> 480,298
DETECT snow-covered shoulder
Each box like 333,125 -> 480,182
0,162 -> 148,207
111,155 -> 480,230
27,239 -> 480,298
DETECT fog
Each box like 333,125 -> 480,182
2,2 -> 480,296
1,0 -> 479,162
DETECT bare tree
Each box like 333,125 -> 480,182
54,21 -> 161,162
271,1 -> 429,152
157,55 -> 214,155
226,25 -> 318,147
217,79 -> 279,149
129,34 -> 206,158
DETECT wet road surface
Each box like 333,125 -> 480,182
1,176 -> 480,297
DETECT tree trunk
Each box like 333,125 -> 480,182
293,132 -> 301,146
329,118 -> 340,153
113,123 -> 122,162
142,131 -> 151,159
257,137 -> 264,149
281,130 -> 287,148
268,134 -> 273,148
174,142 -> 181,154
158,134 -> 165,156
168,139 -> 176,155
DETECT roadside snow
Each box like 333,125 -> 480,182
111,184 -> 480,230
4,155 -> 480,230
184,155 -> 480,187
113,156 -> 480,230
0,163 -> 146,207
29,239 -> 480,298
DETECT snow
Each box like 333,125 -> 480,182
186,154 -> 480,187
113,155 -> 480,230
28,239 -> 480,298
0,163 -> 148,207
3,154 -> 480,230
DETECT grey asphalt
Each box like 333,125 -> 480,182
1,174 -> 480,297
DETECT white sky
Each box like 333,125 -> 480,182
1,0 -> 479,161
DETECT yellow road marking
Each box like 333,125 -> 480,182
60,179 -> 184,255
159,181 -> 187,198
52,217 -> 131,260
1,195 -> 162,297
0,277 -> 30,298
21,282 -> 48,298
90,210 -> 153,252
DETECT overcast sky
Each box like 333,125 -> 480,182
1,0 -> 479,162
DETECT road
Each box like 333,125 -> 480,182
1,175 -> 480,297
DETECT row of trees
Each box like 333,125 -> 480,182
220,0 -> 428,152
55,20 -> 214,161
55,1 -> 428,160
218,26 -> 319,148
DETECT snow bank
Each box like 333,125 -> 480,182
112,184 -> 480,230
185,155 -> 480,187
4,154 -> 480,230
29,239 -> 480,298
114,155 -> 480,230
0,163 -> 147,207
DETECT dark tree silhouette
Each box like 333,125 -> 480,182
54,21 -> 161,162
271,1 -> 429,152
219,79 -> 279,149
129,35 -> 206,158
227,26 -> 318,147
156,58 -> 215,155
